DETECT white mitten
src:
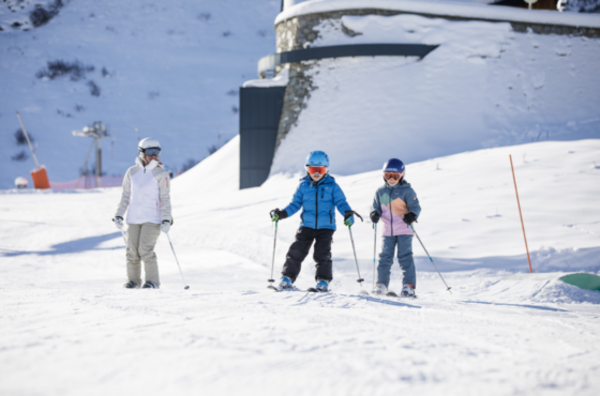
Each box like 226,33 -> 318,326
113,216 -> 124,230
160,220 -> 171,234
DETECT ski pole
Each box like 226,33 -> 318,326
344,210 -> 364,287
373,223 -> 377,290
166,233 -> 190,290
410,224 -> 451,294
268,213 -> 278,284
348,226 -> 364,286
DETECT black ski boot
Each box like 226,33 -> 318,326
142,281 -> 159,289
123,280 -> 140,289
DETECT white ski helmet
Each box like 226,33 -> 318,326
138,137 -> 161,159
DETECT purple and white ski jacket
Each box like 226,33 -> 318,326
371,181 -> 421,237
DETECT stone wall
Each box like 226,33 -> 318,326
275,8 -> 599,52
272,7 -> 600,154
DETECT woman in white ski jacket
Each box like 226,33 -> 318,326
113,138 -> 173,289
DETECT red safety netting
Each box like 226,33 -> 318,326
50,175 -> 124,190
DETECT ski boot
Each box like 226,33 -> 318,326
278,276 -> 294,290
372,283 -> 387,295
123,280 -> 140,289
315,279 -> 329,292
142,281 -> 159,289
401,284 -> 416,298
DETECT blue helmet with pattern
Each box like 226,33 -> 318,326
382,158 -> 405,173
305,151 -> 329,167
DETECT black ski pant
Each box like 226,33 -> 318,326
282,227 -> 335,283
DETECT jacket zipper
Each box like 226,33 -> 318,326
315,184 -> 319,229
389,185 -> 393,237
329,210 -> 332,224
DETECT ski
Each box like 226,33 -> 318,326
268,284 -> 301,292
386,291 -> 398,297
307,287 -> 328,293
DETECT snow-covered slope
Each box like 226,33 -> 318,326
271,13 -> 600,176
1,139 -> 599,395
0,0 -> 280,188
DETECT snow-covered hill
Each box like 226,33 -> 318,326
271,12 -> 600,176
1,0 -> 280,188
1,138 -> 599,395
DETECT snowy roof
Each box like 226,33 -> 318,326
275,0 -> 600,28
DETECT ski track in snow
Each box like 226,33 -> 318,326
1,138 -> 600,395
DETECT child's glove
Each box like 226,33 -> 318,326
370,211 -> 380,224
344,211 -> 355,227
112,216 -> 124,230
270,209 -> 288,222
403,212 -> 418,225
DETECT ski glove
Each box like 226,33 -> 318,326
113,216 -> 124,230
270,209 -> 288,222
403,212 -> 418,225
370,211 -> 380,224
160,220 -> 171,233
343,211 -> 355,227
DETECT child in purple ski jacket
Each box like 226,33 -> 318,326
370,158 -> 421,297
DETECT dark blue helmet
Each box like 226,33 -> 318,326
305,151 -> 329,167
382,158 -> 405,173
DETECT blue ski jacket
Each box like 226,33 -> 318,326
284,174 -> 353,231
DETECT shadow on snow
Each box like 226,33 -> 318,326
0,232 -> 123,257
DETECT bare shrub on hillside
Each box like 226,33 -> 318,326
14,129 -> 33,145
36,59 -> 94,81
30,0 -> 63,28
87,80 -> 100,96
11,150 -> 28,162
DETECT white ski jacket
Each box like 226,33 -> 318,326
115,158 -> 172,225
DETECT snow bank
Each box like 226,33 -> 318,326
276,0 -> 600,28
270,14 -> 600,176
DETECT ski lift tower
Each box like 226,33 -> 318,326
72,122 -> 109,188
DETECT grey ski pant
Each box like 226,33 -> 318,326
126,223 -> 161,286
377,235 -> 416,289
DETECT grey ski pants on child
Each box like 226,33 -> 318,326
377,235 -> 416,289
126,223 -> 161,286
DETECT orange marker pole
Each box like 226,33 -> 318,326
509,155 -> 533,273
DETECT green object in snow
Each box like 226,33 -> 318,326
560,273 -> 600,291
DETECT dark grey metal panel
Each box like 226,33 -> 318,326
239,86 -> 286,190
258,43 -> 439,76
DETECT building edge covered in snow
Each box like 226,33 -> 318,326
239,0 -> 600,189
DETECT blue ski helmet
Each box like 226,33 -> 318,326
383,158 -> 405,173
305,151 -> 329,167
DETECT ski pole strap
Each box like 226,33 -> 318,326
344,210 -> 363,222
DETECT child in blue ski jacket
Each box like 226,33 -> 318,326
370,158 -> 421,297
270,151 -> 355,292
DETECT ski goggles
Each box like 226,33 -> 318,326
384,172 -> 402,181
144,147 -> 161,157
307,166 -> 327,175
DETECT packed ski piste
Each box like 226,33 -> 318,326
113,141 -> 432,298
